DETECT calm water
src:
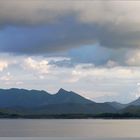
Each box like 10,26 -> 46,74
0,119 -> 140,139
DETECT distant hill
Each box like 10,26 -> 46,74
120,105 -> 140,115
129,97 -> 140,106
106,101 -> 126,110
119,97 -> 140,115
0,88 -> 116,115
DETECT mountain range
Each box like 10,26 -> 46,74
0,88 -> 140,117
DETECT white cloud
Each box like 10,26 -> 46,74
23,57 -> 51,74
72,64 -> 140,80
0,72 -> 12,81
15,81 -> 23,85
133,83 -> 140,99
106,60 -> 118,68
0,60 -> 8,71
126,50 -> 140,66
23,57 -> 71,76
137,83 -> 140,86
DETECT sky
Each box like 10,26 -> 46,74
0,1 -> 140,103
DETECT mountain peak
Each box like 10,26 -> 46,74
57,88 -> 68,94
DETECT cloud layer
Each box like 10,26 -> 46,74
0,1 -> 140,56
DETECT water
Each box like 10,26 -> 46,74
0,119 -> 139,139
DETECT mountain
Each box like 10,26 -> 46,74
29,102 -> 116,115
0,88 -> 93,107
120,105 -> 140,115
0,88 -> 51,108
50,88 -> 93,104
118,97 -> 140,115
0,88 -> 116,115
129,97 -> 140,106
106,101 -> 126,110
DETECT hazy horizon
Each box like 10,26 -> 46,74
0,1 -> 140,104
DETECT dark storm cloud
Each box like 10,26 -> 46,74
0,0 -> 140,66
0,18 -> 99,55
0,18 -> 140,56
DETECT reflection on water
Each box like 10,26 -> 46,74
0,119 -> 139,138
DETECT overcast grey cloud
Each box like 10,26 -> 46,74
0,1 -> 140,55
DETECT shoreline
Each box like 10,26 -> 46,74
0,113 -> 140,119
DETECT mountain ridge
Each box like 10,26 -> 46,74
0,88 -> 116,115
0,88 -> 140,116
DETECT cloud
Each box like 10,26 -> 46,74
126,50 -> 140,66
23,57 -> 51,74
0,72 -> 12,81
0,1 -> 140,57
22,56 -> 71,79
23,57 -> 138,85
0,71 -> 23,86
0,60 -> 8,71
0,54 -> 140,103
71,64 -> 140,81
0,1 -> 140,27
0,0 -> 71,26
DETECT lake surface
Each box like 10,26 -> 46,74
0,119 -> 140,139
